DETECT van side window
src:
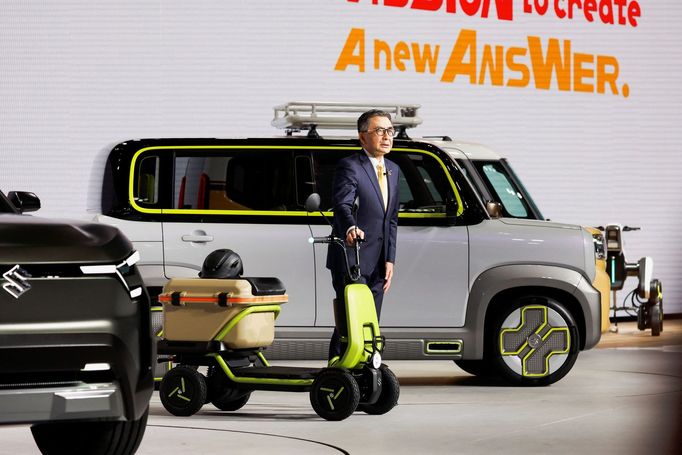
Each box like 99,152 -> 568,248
134,155 -> 160,205
173,151 -> 295,211
389,152 -> 456,214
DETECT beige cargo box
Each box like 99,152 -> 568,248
159,278 -> 287,349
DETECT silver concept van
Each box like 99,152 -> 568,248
97,102 -> 602,386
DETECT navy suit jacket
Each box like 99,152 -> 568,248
326,151 -> 400,279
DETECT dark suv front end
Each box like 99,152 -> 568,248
0,190 -> 153,454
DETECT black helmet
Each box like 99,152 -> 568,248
199,249 -> 244,279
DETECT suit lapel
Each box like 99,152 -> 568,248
359,152 -> 385,211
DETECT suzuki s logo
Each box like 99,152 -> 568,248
2,265 -> 32,299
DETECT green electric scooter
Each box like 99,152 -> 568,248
156,193 -> 399,421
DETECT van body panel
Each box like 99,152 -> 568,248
162,222 -> 315,326
468,220 -> 589,288
311,223 -> 469,328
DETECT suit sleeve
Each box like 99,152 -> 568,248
331,158 -> 358,235
386,166 -> 399,263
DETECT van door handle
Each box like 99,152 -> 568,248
181,233 -> 214,243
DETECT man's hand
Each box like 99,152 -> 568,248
345,226 -> 365,246
383,261 -> 394,292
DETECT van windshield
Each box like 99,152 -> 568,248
469,160 -> 544,220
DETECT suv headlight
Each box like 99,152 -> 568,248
80,251 -> 143,298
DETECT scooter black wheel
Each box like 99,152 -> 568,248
650,303 -> 662,337
160,365 -> 207,416
358,365 -> 400,415
310,369 -> 360,421
211,390 -> 251,411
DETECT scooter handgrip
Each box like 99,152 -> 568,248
310,236 -> 333,244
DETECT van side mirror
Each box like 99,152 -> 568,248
485,201 -> 501,219
304,193 -> 321,212
8,191 -> 41,213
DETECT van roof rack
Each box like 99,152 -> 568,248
272,101 -> 422,139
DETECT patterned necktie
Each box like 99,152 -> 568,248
377,163 -> 388,211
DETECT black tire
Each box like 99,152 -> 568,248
31,407 -> 148,455
159,365 -> 207,416
310,368 -> 360,421
454,359 -> 494,377
489,296 -> 580,387
211,390 -> 251,411
650,303 -> 662,337
358,365 -> 400,415
637,305 -> 647,331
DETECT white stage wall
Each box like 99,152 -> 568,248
1,0 -> 680,312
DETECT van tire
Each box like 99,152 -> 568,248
489,296 -> 579,387
454,359 -> 494,377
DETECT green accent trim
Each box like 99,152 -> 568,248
326,395 -> 335,410
212,305 -> 281,341
177,394 -> 191,402
320,387 -> 335,393
521,327 -> 571,377
334,387 -> 345,400
212,354 -> 313,387
499,305 -> 572,378
499,305 -> 548,356
168,387 -> 179,397
256,351 -> 270,368
128,145 -> 463,218
336,283 -> 381,369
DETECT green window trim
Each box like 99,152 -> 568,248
129,145 -> 464,218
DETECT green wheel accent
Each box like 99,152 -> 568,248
491,297 -> 579,386
358,365 -> 400,415
159,365 -> 207,416
310,369 -> 360,421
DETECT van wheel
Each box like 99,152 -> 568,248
454,359 -> 494,377
31,407 -> 148,455
490,296 -> 579,386
160,365 -> 207,416
358,365 -> 400,415
310,369 -> 360,421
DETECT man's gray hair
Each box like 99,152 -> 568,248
357,109 -> 392,133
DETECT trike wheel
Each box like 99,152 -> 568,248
310,369 -> 360,421
650,303 -> 662,337
160,365 -> 207,416
490,296 -> 579,387
212,390 -> 251,411
358,365 -> 399,415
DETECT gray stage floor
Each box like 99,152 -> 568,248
3,339 -> 681,455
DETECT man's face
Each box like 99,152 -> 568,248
359,115 -> 394,158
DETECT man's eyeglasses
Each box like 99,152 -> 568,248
362,127 -> 396,137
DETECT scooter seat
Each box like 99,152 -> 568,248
243,277 -> 286,296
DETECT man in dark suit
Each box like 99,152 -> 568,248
326,109 -> 400,359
